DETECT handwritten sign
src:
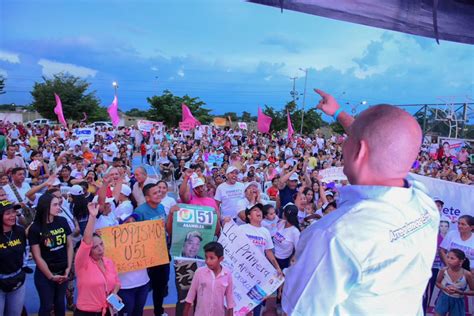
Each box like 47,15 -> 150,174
179,121 -> 194,131
238,122 -> 247,130
73,128 -> 95,143
319,167 -> 348,182
137,120 -> 163,132
98,220 -> 169,273
171,204 -> 217,261
218,221 -> 284,315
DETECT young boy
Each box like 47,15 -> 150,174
184,242 -> 235,316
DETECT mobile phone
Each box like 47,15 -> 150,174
107,293 -> 124,311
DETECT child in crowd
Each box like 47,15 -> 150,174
262,204 -> 279,237
435,249 -> 474,316
184,242 -> 234,316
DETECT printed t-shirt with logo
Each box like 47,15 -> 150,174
214,182 -> 245,219
273,221 -> 300,260
28,216 -> 72,273
239,223 -> 273,255
0,227 -> 26,274
440,230 -> 474,269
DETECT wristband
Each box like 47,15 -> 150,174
332,108 -> 343,121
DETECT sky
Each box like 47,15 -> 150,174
1,0 -> 473,118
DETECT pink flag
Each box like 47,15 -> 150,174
181,103 -> 201,127
54,93 -> 67,128
287,110 -> 294,140
107,95 -> 120,127
257,107 -> 272,133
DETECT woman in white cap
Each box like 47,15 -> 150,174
236,181 -> 262,225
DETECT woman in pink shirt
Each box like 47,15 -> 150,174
74,202 -> 121,316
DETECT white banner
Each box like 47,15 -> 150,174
137,120 -> 163,132
218,221 -> 284,315
238,122 -> 248,130
73,128 -> 95,143
438,137 -> 468,158
410,173 -> 474,228
319,167 -> 348,182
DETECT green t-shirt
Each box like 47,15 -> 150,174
0,135 -> 5,152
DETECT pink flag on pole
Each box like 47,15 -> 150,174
181,103 -> 201,127
54,93 -> 67,128
257,107 -> 272,133
107,95 -> 120,127
287,110 -> 294,140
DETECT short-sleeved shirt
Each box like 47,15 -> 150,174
0,227 -> 26,274
214,182 -> 245,219
273,221 -> 300,260
28,216 -> 72,273
132,203 -> 166,222
240,223 -> 274,254
440,231 -> 474,269
279,186 -> 297,208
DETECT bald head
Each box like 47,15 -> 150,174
345,105 -> 421,182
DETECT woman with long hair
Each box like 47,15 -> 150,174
440,215 -> 474,272
0,201 -> 27,316
28,193 -> 73,316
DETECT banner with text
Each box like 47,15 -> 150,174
98,220 -> 169,273
137,120 -> 163,132
319,167 -> 348,182
179,121 -> 194,131
73,128 -> 95,143
218,221 -> 284,315
170,204 -> 217,261
410,173 -> 474,228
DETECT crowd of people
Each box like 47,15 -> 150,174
0,91 -> 472,316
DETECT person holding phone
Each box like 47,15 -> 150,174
74,202 -> 121,316
29,193 -> 73,316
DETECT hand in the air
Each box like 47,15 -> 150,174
314,89 -> 340,116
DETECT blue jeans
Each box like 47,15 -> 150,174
0,282 -> 26,316
118,282 -> 150,316
34,268 -> 67,316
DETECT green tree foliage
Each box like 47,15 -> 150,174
31,73 -> 103,122
223,112 -> 238,122
241,111 -> 252,122
0,76 -> 5,95
147,90 -> 213,127
262,101 -> 324,134
125,108 -> 149,117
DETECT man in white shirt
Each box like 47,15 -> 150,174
3,167 -> 31,205
214,166 -> 245,219
132,166 -> 157,206
0,144 -> 27,175
283,89 -> 439,316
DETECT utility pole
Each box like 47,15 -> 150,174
299,68 -> 308,134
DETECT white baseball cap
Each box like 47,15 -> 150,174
70,185 -> 84,196
245,181 -> 260,191
121,185 -> 132,197
191,177 -> 205,188
289,173 -> 299,181
226,166 -> 239,174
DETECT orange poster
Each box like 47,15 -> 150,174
98,220 -> 169,273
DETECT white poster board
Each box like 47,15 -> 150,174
73,128 -> 95,143
238,122 -> 248,130
218,221 -> 284,315
319,167 -> 347,182
137,120 -> 163,132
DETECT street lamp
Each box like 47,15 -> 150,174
299,68 -> 308,134
112,81 -> 118,96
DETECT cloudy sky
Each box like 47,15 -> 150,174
1,0 -> 473,117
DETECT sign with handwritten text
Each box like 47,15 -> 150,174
218,221 -> 284,315
319,167 -> 348,182
98,220 -> 169,273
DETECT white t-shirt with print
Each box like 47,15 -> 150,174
214,182 -> 245,219
273,221 -> 300,259
240,223 -> 274,255
440,231 -> 474,269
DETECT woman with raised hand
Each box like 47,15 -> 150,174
74,202 -> 121,316
28,193 -> 73,316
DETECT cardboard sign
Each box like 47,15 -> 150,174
179,121 -> 194,131
218,221 -> 284,315
137,120 -> 163,132
170,204 -> 217,261
73,128 -> 95,143
319,167 -> 348,182
98,220 -> 169,273
238,122 -> 248,130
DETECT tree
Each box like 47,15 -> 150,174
31,73 -> 102,122
125,108 -> 149,117
262,101 -> 324,134
0,76 -> 5,95
241,111 -> 252,122
147,90 -> 213,127
224,112 -> 238,122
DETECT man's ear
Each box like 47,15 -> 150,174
354,139 -> 369,166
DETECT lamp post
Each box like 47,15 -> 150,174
112,81 -> 118,96
299,68 -> 308,134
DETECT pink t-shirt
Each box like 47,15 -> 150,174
189,196 -> 218,212
185,266 -> 235,315
75,240 -> 120,313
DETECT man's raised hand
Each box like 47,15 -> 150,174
314,89 -> 340,116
